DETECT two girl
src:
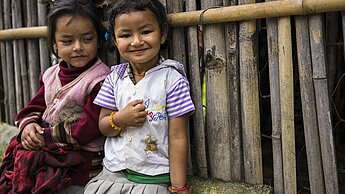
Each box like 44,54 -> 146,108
85,0 -> 194,193
0,0 -> 110,193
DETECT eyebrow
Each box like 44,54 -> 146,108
116,24 -> 154,33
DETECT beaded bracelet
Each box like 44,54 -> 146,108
109,111 -> 123,132
168,184 -> 189,193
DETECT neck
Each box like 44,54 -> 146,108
132,71 -> 146,76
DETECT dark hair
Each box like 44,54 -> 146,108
107,0 -> 169,39
47,0 -> 106,57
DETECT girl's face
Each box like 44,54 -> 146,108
113,10 -> 166,69
54,15 -> 98,68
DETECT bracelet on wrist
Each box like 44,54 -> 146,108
109,111 -> 124,132
168,184 -> 189,193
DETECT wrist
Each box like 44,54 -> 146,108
169,184 -> 190,193
109,111 -> 125,132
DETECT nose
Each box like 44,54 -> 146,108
73,40 -> 83,51
131,35 -> 143,46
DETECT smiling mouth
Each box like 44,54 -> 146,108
71,55 -> 87,58
129,48 -> 148,52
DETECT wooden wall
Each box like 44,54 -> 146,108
1,0 -> 345,193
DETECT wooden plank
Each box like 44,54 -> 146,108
295,16 -> 325,194
238,0 -> 262,185
201,0 -> 232,181
309,14 -> 339,194
278,16 -> 296,193
265,1 -> 283,191
224,0 -> 243,182
26,0 -> 40,98
185,0 -> 208,178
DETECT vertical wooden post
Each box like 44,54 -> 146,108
343,12 -> 345,62
295,16 -> 325,194
265,1 -> 283,192
278,16 -> 296,193
4,0 -> 16,124
223,0 -> 243,181
26,0 -> 40,98
309,14 -> 339,194
238,0 -> 262,185
12,0 -> 24,113
167,0 -> 186,64
166,0 -> 194,175
0,0 -> 8,123
201,0 -> 232,181
37,2 -> 50,73
185,0 -> 208,178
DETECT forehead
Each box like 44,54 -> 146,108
114,10 -> 158,28
55,15 -> 96,34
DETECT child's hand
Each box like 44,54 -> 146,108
21,123 -> 44,150
117,99 -> 147,127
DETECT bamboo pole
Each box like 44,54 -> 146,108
202,0 -> 231,181
0,0 -> 8,123
168,0 -> 345,27
37,2 -> 50,73
309,14 -> 339,194
265,1 -> 283,192
295,16 -> 325,194
1,0 -> 345,40
4,0 -> 16,125
239,0 -> 262,185
325,13 -> 340,104
27,0 -> 40,98
185,0 -> 208,178
343,12 -> 345,63
12,0 -> 24,113
278,16 -> 296,193
167,0 -> 186,64
224,0 -> 243,181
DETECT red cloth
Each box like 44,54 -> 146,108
0,137 -> 85,194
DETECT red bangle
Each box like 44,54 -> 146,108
169,184 -> 189,193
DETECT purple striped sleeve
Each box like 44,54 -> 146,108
94,73 -> 117,110
166,78 -> 195,118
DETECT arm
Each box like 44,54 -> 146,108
169,114 -> 191,194
16,77 -> 46,149
98,99 -> 147,137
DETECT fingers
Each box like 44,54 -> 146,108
21,139 -> 38,150
129,99 -> 144,107
21,124 -> 44,149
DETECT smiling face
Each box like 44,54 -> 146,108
54,15 -> 98,68
113,10 -> 167,71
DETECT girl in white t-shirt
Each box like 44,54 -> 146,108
84,0 -> 194,194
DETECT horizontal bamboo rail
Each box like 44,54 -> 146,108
0,0 -> 345,40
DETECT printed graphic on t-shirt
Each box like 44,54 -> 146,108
144,99 -> 167,122
145,133 -> 159,155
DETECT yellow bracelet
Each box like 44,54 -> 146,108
109,111 -> 123,132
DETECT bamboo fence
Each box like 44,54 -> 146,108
1,1 -> 345,194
